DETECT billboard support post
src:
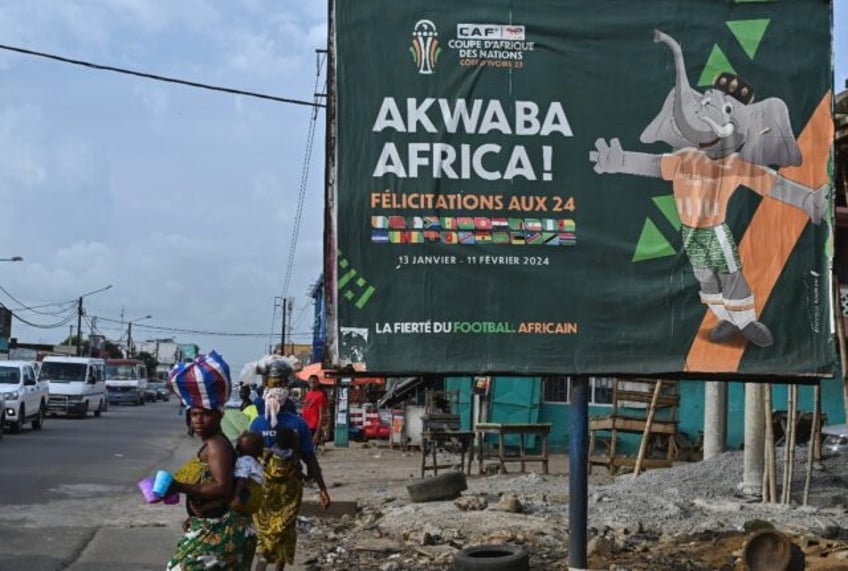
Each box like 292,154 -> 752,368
568,376 -> 589,570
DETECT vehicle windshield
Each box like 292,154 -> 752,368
0,367 -> 20,384
106,364 -> 138,380
39,362 -> 87,383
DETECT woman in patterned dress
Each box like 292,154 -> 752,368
165,352 -> 257,570
249,386 -> 330,571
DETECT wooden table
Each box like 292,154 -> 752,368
475,422 -> 552,475
420,430 -> 475,478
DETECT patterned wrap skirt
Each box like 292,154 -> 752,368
253,454 -> 303,564
166,509 -> 256,570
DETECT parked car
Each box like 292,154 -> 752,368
822,424 -> 848,458
1,360 -> 48,433
145,380 -> 171,402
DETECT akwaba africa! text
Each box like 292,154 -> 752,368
371,97 -> 573,182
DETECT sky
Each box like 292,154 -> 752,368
0,1 -> 845,378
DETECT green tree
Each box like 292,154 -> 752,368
136,351 -> 159,377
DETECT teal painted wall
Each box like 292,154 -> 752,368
451,376 -> 846,454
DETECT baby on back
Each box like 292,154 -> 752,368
230,432 -> 265,514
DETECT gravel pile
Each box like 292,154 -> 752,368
589,448 -> 848,536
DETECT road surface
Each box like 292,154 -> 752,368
0,400 -> 190,570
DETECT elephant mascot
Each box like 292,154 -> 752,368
589,30 -> 828,348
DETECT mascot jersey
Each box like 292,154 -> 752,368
660,150 -> 776,228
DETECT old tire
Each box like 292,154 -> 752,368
406,471 -> 467,503
32,404 -> 45,430
453,544 -> 529,571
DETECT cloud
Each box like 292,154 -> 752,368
0,104 -> 49,190
130,81 -> 171,118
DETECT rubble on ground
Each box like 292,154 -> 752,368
296,447 -> 848,570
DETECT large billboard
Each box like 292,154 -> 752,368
328,0 -> 836,378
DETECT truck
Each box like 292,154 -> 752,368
0,360 -> 48,433
105,359 -> 148,406
41,356 -> 107,418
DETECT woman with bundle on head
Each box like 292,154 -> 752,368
251,356 -> 299,414
249,383 -> 330,571
164,351 -> 257,571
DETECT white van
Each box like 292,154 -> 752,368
105,359 -> 148,406
40,356 -> 107,418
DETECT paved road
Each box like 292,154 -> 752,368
0,400 -> 193,570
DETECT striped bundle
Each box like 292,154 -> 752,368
169,351 -> 231,411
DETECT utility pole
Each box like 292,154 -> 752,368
76,296 -> 83,356
286,297 -> 294,354
127,314 -> 152,358
279,297 -> 286,354
74,285 -> 113,357
88,316 -> 97,356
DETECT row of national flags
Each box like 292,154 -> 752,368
371,215 -> 576,233
372,230 -> 576,246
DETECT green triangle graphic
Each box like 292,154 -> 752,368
727,19 -> 770,59
697,45 -> 736,87
652,195 -> 681,231
633,218 -> 676,262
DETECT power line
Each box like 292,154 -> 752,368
0,285 -> 76,316
93,315 -> 272,338
0,42 -> 325,108
291,299 -> 312,330
279,53 -> 325,300
0,302 -> 76,329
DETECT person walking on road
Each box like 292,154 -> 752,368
301,374 -> 328,446
249,386 -> 330,571
165,351 -> 257,571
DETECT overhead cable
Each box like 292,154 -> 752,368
0,43 -> 325,108
279,53 -> 325,300
93,315 -> 270,338
0,301 -> 76,329
0,285 -> 76,316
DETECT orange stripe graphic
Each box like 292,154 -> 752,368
685,92 -> 833,373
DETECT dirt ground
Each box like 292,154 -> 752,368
287,441 -> 848,571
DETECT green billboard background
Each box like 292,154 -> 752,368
329,0 -> 836,378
